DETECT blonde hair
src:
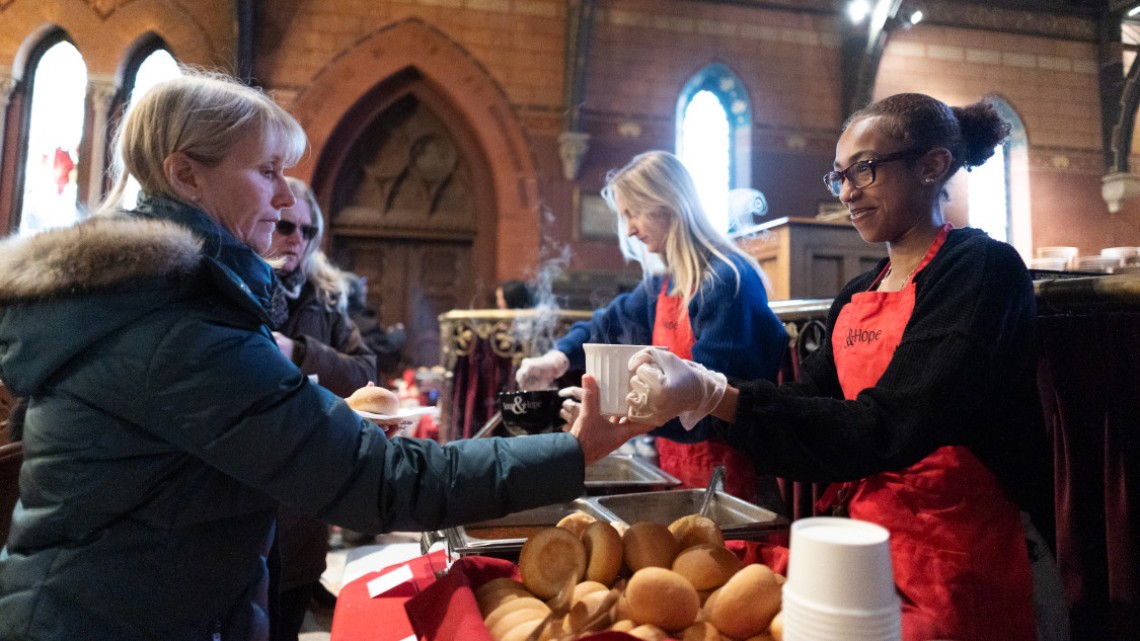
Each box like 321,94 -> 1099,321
284,176 -> 347,313
99,67 -> 307,214
601,150 -> 770,312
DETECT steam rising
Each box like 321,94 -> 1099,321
514,205 -> 572,359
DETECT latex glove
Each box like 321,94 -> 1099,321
626,347 -> 727,429
515,350 -> 570,390
558,386 -> 584,426
569,375 -> 656,466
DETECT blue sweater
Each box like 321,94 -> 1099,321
556,254 -> 787,442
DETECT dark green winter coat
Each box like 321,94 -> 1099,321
0,197 -> 584,640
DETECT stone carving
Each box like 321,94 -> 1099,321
338,96 -> 474,233
558,130 -> 590,181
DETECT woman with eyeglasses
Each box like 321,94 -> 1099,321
0,70 -> 651,641
599,94 -> 1061,640
267,177 -> 376,400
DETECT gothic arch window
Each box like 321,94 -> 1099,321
966,97 -> 1030,253
675,63 -> 752,233
17,34 -> 87,235
118,44 -> 181,209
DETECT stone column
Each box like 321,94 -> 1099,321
86,77 -> 119,206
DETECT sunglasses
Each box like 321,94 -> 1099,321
275,220 -> 318,241
822,148 -> 925,197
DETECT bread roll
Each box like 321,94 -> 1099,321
479,588 -> 530,616
625,567 -> 700,631
626,624 -> 669,641
475,578 -> 529,603
668,514 -> 724,550
676,621 -> 720,641
489,607 -> 547,640
672,543 -> 743,591
622,522 -> 679,572
566,588 -> 613,632
567,580 -> 608,607
556,511 -> 596,537
345,384 -> 399,415
497,616 -> 547,641
519,527 -> 587,599
768,609 -> 784,641
700,585 -> 721,622
610,619 -> 636,633
709,563 -> 782,639
582,521 -> 623,585
484,596 -> 549,631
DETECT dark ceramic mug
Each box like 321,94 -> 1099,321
498,390 -> 566,436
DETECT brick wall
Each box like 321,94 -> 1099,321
2,0 -> 1138,278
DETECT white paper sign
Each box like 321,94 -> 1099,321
366,563 -> 415,599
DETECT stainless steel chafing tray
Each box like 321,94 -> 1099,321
592,488 -> 787,540
583,454 -> 681,494
443,488 -> 788,559
443,498 -> 616,559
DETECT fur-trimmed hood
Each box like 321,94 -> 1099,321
0,215 -> 202,302
0,200 -> 278,397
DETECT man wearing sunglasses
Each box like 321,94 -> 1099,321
266,177 -> 377,641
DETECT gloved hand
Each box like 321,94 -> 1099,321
626,347 -> 727,429
558,386 -> 584,426
515,350 -> 570,390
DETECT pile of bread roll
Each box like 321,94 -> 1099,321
475,512 -> 783,641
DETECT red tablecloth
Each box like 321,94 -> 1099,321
331,540 -> 788,641
330,550 -> 448,641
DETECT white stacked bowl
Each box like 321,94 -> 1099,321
1101,246 -> 1140,265
1036,246 -> 1079,270
782,517 -> 901,641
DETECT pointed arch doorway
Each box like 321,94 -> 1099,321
291,19 -> 542,370
321,71 -> 490,369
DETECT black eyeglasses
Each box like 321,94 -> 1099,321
822,148 -> 925,197
275,220 -> 318,241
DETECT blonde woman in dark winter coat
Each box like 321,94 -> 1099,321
0,69 -> 650,641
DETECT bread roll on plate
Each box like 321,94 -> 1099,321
345,383 -> 400,416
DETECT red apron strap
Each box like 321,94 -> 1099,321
651,279 -> 758,503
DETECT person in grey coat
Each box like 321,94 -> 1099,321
0,69 -> 649,641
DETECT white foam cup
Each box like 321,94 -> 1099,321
782,517 -> 901,641
582,343 -> 656,417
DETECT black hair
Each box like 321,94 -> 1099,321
846,93 -> 1011,178
498,280 -> 535,309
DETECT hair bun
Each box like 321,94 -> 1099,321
952,101 -> 1011,169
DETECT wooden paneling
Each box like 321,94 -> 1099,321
741,217 -> 886,301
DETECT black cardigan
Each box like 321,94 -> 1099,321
725,227 -> 1052,524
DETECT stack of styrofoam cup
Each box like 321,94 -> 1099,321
782,517 -> 901,641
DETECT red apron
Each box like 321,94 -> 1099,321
824,225 -> 1035,641
652,281 -> 759,503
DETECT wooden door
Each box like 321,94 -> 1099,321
335,238 -> 473,368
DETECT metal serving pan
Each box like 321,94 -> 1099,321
592,488 -> 788,540
444,498 -> 620,559
583,454 -> 681,495
443,488 -> 787,559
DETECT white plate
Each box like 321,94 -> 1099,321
354,406 -> 439,422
